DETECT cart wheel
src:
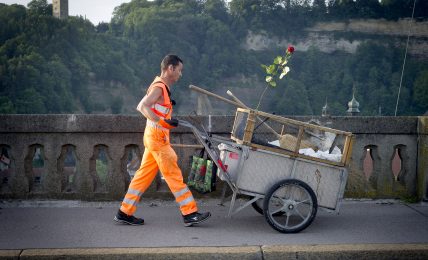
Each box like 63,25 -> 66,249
263,179 -> 317,233
251,198 -> 285,216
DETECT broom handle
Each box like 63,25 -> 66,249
189,85 -> 243,108
189,84 -> 281,139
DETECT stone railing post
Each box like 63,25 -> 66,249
107,140 -> 127,200
75,140 -> 95,199
43,141 -> 62,193
377,144 -> 395,197
418,116 -> 428,201
9,139 -> 29,196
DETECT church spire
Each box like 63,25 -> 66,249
322,97 -> 329,117
347,85 -> 360,116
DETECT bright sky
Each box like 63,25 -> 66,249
0,0 -> 132,24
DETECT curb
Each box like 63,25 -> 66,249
1,247 -> 262,260
263,244 -> 428,259
1,244 -> 428,259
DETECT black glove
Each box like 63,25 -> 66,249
165,118 -> 179,127
159,118 -> 179,129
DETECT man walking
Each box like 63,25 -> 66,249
114,54 -> 211,226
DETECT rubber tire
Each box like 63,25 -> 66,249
251,199 -> 264,215
263,179 -> 317,233
252,198 -> 285,216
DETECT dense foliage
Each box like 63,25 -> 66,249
0,1 -> 139,113
0,0 -> 427,115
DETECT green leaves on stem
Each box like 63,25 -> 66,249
261,46 -> 294,88
256,46 -> 294,110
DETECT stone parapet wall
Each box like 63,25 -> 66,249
0,115 -> 426,201
288,116 -> 421,199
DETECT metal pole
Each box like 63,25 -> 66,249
395,0 -> 417,116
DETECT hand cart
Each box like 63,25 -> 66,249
182,89 -> 353,233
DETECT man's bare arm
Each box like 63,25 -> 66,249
136,87 -> 163,122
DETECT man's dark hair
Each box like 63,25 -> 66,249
161,54 -> 183,71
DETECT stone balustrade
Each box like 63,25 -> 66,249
0,115 -> 427,201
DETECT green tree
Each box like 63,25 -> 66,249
272,79 -> 313,115
381,0 -> 426,20
328,0 -> 357,19
356,0 -> 382,18
1,0 -> 427,116
0,4 -> 27,44
312,0 -> 327,20
27,0 -> 51,16
204,0 -> 229,22
413,70 -> 428,114
0,97 -> 16,113
15,88 -> 46,113
111,96 -> 123,114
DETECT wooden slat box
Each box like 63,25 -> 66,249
230,108 -> 353,167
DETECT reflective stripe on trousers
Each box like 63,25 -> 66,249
120,125 -> 198,216
173,186 -> 195,208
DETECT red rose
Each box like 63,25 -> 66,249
287,46 -> 295,53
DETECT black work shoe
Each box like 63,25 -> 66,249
114,210 -> 144,226
183,211 -> 211,227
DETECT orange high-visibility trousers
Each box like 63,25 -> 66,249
120,123 -> 198,216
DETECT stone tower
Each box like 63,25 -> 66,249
52,0 -> 68,19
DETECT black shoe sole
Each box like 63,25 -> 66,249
114,216 -> 144,226
184,213 -> 211,227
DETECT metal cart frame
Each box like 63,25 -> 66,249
179,108 -> 352,233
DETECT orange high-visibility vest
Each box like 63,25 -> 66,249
147,78 -> 173,120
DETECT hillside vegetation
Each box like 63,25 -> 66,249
0,0 -> 427,116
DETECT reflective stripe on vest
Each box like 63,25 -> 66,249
152,103 -> 171,116
147,80 -> 172,119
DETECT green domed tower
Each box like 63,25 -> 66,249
347,87 -> 360,116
